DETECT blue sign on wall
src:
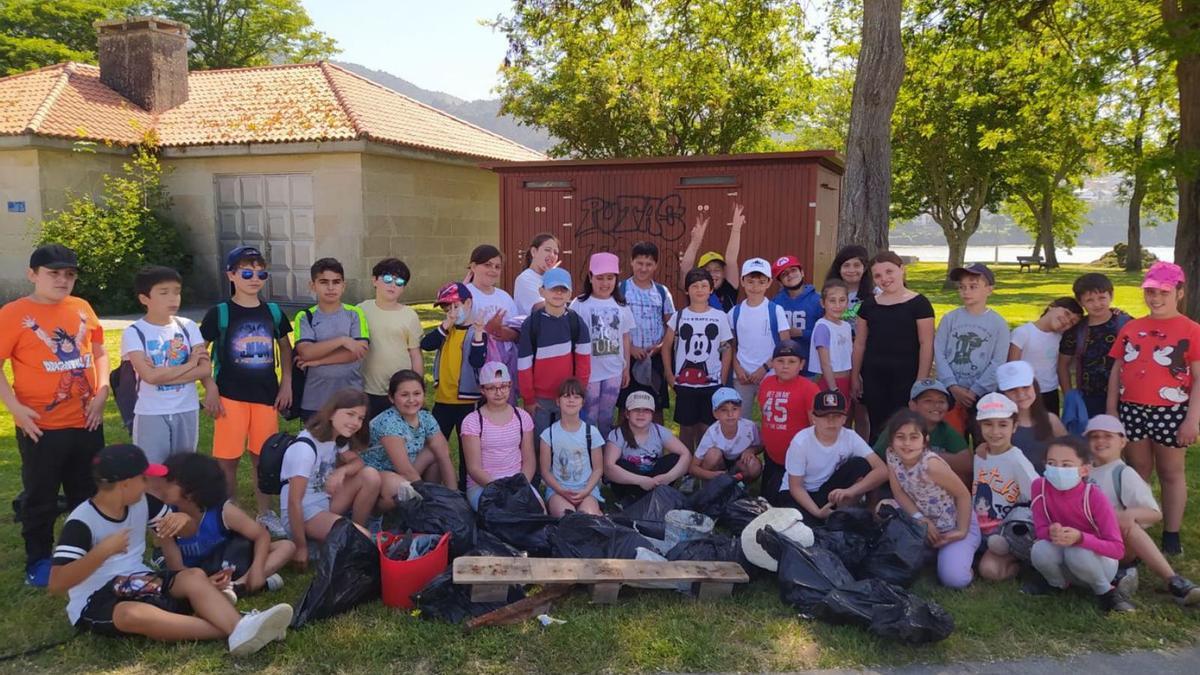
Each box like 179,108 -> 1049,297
7,201 -> 25,213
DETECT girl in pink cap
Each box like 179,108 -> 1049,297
1107,261 -> 1200,555
569,252 -> 635,439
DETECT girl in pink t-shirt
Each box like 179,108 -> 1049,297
461,361 -> 538,510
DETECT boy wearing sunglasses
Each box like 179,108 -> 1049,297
199,246 -> 294,538
359,258 -> 423,420
292,258 -> 370,421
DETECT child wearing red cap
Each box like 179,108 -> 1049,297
771,254 -> 823,372
1107,261 -> 1200,555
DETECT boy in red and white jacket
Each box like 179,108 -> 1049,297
1028,435 -> 1132,613
518,267 -> 591,440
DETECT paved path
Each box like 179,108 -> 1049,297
810,644 -> 1200,674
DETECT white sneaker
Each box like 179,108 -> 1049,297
265,573 -> 284,592
221,587 -> 239,605
227,603 -> 293,657
257,511 -> 287,540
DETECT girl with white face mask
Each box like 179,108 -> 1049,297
1027,436 -> 1134,613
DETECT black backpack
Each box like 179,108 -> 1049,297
257,432 -> 317,495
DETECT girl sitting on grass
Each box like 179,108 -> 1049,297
540,378 -> 605,516
359,369 -> 457,504
603,389 -> 693,502
461,362 -> 538,510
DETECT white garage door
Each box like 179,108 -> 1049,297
215,173 -> 315,304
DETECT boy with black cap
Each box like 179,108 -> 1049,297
873,379 -> 971,485
49,444 -> 292,654
0,243 -> 109,587
934,262 -> 1010,431
199,246 -> 293,537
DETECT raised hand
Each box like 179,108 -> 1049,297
731,203 -> 745,229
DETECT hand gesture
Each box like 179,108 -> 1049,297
274,387 -> 292,415
925,525 -> 942,547
935,528 -> 966,548
343,337 -> 369,360
208,568 -> 233,590
638,475 -> 658,491
85,394 -> 106,431
689,214 -> 710,243
9,401 -> 43,441
325,468 -> 346,496
749,366 -> 766,385
484,309 -> 507,336
153,512 -> 191,538
817,504 -> 835,520
204,387 -> 224,418
1177,416 -> 1200,448
730,203 -> 746,230
827,488 -> 854,507
629,346 -> 648,361
949,385 -> 977,408
291,543 -> 308,572
98,529 -> 131,557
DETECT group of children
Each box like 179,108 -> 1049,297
2,222 -> 1199,649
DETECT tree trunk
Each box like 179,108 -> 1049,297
1038,195 -> 1060,268
943,230 -> 969,289
1164,0 -> 1200,320
1127,172 -> 1146,271
838,0 -> 905,257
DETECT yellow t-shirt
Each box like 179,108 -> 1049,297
434,325 -> 470,405
358,299 -> 423,396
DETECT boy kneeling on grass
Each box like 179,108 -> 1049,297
1085,415 -> 1200,605
49,444 -> 292,656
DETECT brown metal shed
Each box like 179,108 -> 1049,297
484,151 -> 844,300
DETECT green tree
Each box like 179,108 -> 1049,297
491,0 -> 811,158
153,0 -> 337,69
0,0 -> 138,75
1161,0 -> 1200,319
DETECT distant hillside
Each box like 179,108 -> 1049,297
335,62 -> 554,154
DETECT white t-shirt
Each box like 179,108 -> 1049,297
671,307 -> 732,388
696,418 -> 760,461
782,426 -> 873,492
569,296 -> 635,383
119,317 -> 204,415
280,431 -> 346,522
467,283 -> 520,329
973,446 -> 1038,534
1091,460 -> 1159,513
728,300 -> 789,373
1010,322 -> 1062,391
808,317 -> 854,375
513,268 -> 544,318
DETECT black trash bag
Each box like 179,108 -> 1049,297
859,505 -> 928,587
814,578 -> 954,644
612,485 -> 686,539
763,528 -> 855,616
716,496 -> 771,535
666,534 -> 739,563
411,529 -> 527,623
384,481 -> 476,559
824,507 -> 879,538
291,518 -> 381,628
811,527 -> 874,574
476,474 -> 558,556
550,512 -> 654,559
687,473 -> 748,519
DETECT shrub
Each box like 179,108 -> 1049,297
37,141 -> 192,314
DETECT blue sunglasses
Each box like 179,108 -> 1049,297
380,274 -> 406,287
238,269 -> 269,280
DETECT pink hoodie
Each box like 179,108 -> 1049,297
1030,477 -> 1125,560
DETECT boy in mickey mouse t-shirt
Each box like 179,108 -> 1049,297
661,268 -> 732,453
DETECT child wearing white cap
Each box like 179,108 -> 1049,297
993,360 -> 1067,473
569,253 -> 635,439
972,392 -> 1038,582
1086,415 -> 1200,604
461,362 -> 537,511
690,387 -> 763,483
603,390 -> 692,502
727,258 -> 789,410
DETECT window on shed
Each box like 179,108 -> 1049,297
679,175 -> 737,187
523,179 -> 573,189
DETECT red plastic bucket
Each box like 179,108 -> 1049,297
376,531 -> 451,609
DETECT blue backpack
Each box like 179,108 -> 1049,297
730,300 -> 783,348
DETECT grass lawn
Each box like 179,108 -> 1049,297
0,262 -> 1196,673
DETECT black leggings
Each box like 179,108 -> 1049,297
862,359 -> 919,445
432,402 -> 475,492
775,456 -> 872,524
610,454 -> 681,502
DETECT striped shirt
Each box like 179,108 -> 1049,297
461,406 -> 533,490
517,309 -> 591,401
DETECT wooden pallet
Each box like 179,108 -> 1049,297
453,556 -> 749,604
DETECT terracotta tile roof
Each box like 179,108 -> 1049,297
0,62 -> 544,162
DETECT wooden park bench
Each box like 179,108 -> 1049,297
1017,255 -> 1047,272
453,556 -> 749,604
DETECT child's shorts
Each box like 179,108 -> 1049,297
673,386 -> 718,426
132,410 -> 200,464
213,398 -> 279,459
1118,401 -> 1190,447
544,482 -> 604,503
76,571 -> 186,637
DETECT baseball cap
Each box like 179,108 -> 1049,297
996,360 -> 1035,391
29,244 -> 79,270
812,389 -> 848,416
589,252 -> 620,276
542,267 -> 572,291
435,281 -> 471,307
910,378 -> 954,408
94,444 -> 167,482
625,390 -> 656,411
948,262 -> 995,285
1141,261 -> 1185,291
1084,414 -> 1126,436
225,245 -> 265,270
975,392 -> 1019,420
711,387 -> 742,411
771,255 -> 803,278
772,339 -> 804,360
740,257 -> 771,279
479,361 -> 512,386
698,251 -> 726,268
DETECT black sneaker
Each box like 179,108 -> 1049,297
1099,587 -> 1136,613
1168,575 -> 1200,606
1162,531 -> 1183,556
1021,574 -> 1058,596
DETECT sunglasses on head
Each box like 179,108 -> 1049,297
380,274 -> 406,287
238,269 -> 269,280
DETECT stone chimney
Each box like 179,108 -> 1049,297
95,16 -> 189,112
